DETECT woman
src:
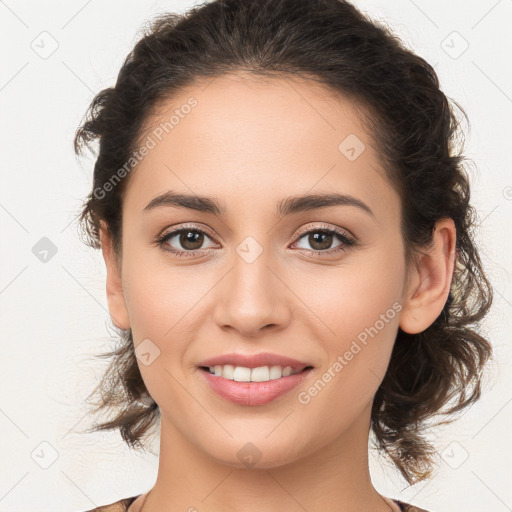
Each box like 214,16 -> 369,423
73,0 -> 493,510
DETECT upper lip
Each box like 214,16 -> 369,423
198,352 -> 313,372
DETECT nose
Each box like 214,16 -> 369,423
212,246 -> 292,338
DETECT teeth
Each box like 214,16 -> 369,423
208,364 -> 300,381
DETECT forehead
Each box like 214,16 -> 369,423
124,73 -> 396,219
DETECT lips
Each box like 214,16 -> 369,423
197,352 -> 313,372
198,364 -> 314,406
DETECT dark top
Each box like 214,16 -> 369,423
84,494 -> 433,511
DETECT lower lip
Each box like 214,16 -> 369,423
198,367 -> 313,406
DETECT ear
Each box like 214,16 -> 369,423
99,221 -> 130,330
399,218 -> 457,334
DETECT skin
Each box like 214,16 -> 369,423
99,73 -> 456,512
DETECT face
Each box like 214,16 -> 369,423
103,73 -> 412,468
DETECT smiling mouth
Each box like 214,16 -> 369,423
199,365 -> 314,382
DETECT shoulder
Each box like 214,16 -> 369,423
81,495 -> 432,512
395,499 -> 434,512
82,495 -> 139,512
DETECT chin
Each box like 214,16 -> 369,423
204,436 -> 306,470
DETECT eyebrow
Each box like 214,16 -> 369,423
143,191 -> 375,218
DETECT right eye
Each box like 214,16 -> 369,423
156,225 -> 218,257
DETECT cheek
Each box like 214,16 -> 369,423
293,277 -> 401,442
291,248 -> 404,397
292,251 -> 404,342
121,248 -> 204,336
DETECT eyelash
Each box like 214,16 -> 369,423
155,223 -> 356,259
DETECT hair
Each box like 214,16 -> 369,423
74,0 -> 494,486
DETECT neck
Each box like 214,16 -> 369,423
139,401 -> 393,512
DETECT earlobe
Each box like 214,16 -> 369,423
399,218 -> 457,334
99,221 -> 130,330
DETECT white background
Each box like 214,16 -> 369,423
0,1 -> 511,511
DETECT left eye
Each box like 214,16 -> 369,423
294,229 -> 351,252
292,227 -> 355,254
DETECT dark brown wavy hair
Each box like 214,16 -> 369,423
73,0 -> 494,486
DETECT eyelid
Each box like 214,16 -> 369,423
158,222 -> 218,241
159,222 -> 354,242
